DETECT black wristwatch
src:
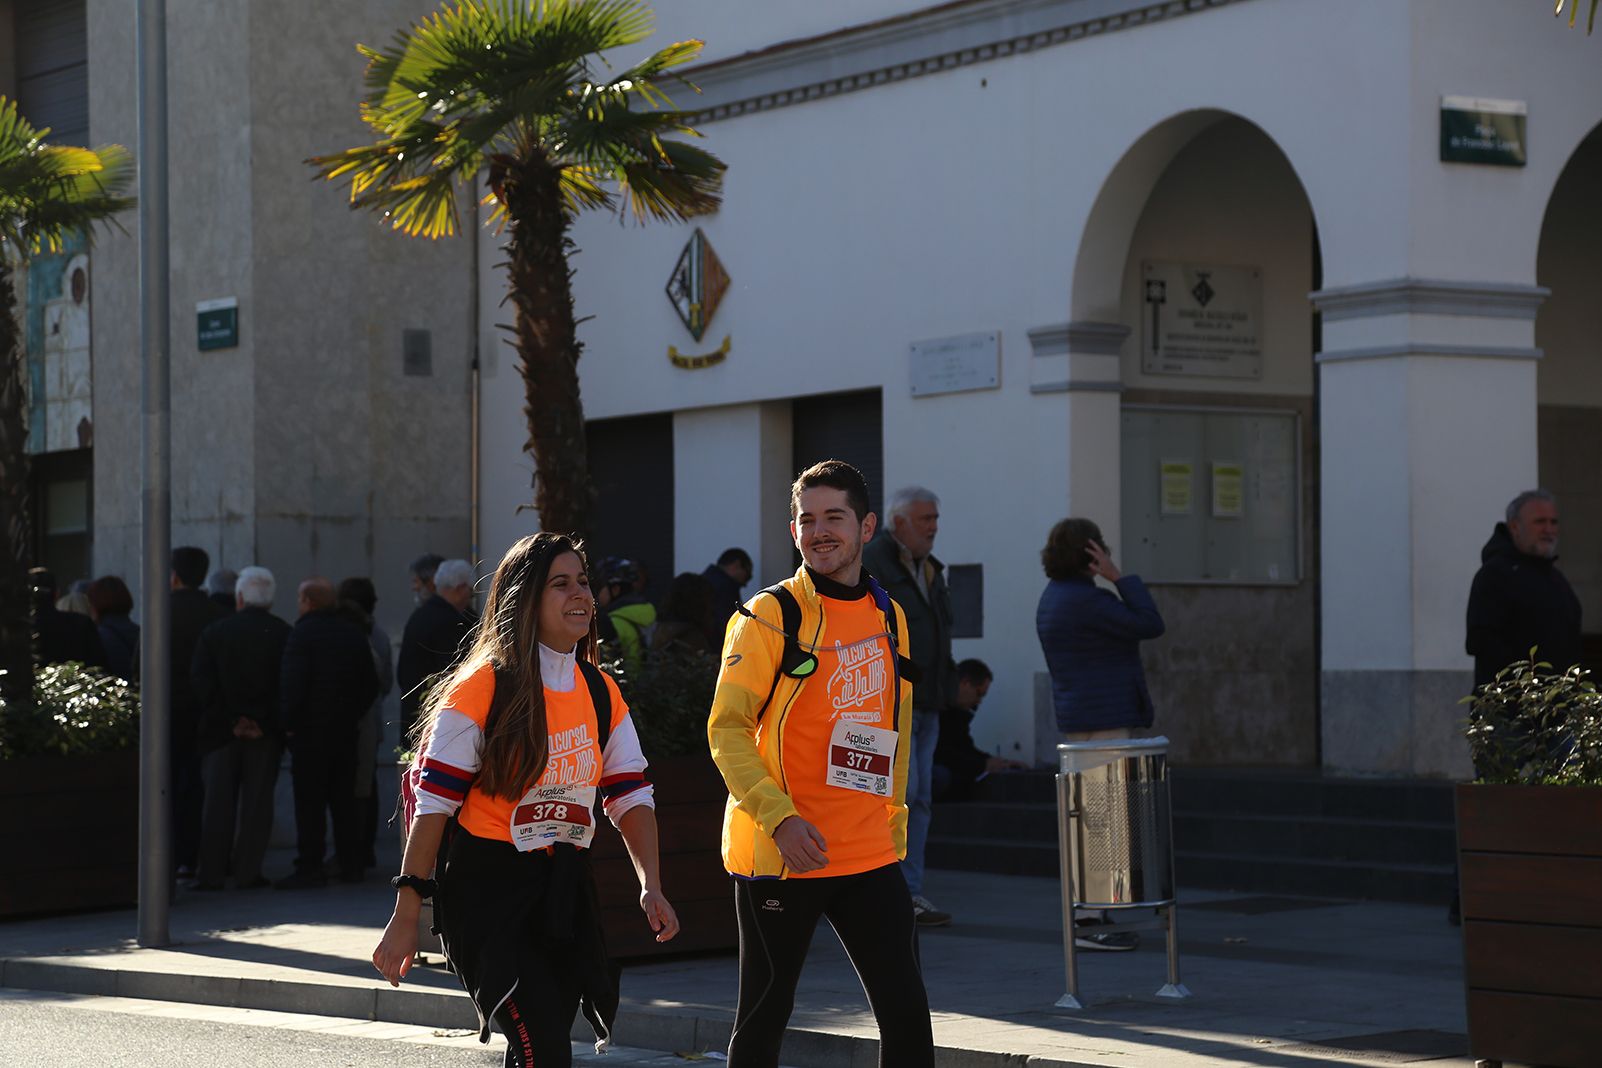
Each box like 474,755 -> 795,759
390,874 -> 437,899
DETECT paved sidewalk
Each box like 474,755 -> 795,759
0,846 -> 1481,1067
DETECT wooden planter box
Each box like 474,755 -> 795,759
1456,783 -> 1602,1068
0,750 -> 140,918
591,751 -> 736,960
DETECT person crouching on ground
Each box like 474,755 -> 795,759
374,532 -> 678,1068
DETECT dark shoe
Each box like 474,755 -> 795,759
1075,916 -> 1139,951
1076,930 -> 1139,952
911,894 -> 952,927
338,869 -> 365,885
275,871 -> 328,890
239,877 -> 271,890
191,881 -> 224,892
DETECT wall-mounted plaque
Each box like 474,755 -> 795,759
909,331 -> 1000,397
1440,95 -> 1527,167
197,297 -> 239,351
1141,262 -> 1263,380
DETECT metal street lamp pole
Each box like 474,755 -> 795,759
136,0 -> 172,949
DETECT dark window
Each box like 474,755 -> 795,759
586,412 -> 674,604
30,447 -> 93,583
402,329 -> 432,376
791,389 -> 884,518
16,1 -> 89,145
947,563 -> 983,638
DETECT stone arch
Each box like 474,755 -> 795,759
1069,109 -> 1323,329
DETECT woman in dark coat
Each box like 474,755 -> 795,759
1035,519 -> 1165,742
87,575 -> 140,682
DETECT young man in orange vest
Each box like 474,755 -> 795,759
708,460 -> 934,1068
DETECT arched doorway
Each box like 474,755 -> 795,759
1536,121 -> 1602,663
1062,112 -> 1322,767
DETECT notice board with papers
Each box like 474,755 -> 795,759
1120,406 -> 1299,584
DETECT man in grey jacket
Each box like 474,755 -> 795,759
862,485 -> 956,927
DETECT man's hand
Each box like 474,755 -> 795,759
773,816 -> 829,873
1086,541 -> 1121,583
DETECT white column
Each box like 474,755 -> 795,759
1314,278 -> 1547,778
672,402 -> 794,587
1028,320 -> 1128,765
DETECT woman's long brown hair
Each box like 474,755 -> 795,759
414,532 -> 598,800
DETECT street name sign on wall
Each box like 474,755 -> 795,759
1440,96 -> 1527,167
909,331 -> 1000,397
1141,262 -> 1263,379
196,297 -> 239,351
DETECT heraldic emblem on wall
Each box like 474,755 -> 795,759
665,228 -> 731,369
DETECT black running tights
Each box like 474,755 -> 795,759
489,946 -> 582,1068
728,862 -> 934,1068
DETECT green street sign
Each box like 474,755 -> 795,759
1440,95 -> 1526,167
197,297 -> 239,351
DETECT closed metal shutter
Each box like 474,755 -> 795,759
16,0 -> 89,145
586,412 -> 675,603
791,389 -> 884,518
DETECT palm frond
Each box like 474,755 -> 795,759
310,0 -> 722,235
0,97 -> 134,253
611,138 -> 724,223
1555,0 -> 1599,32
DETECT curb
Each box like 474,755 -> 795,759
0,956 -> 1098,1068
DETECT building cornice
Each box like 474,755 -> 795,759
1316,342 -> 1543,365
1309,278 -> 1551,322
682,0 -> 1253,124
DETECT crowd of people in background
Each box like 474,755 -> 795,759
26,487 -> 1179,933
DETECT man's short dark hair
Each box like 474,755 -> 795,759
717,547 -> 752,570
171,546 -> 210,590
409,553 -> 444,582
956,658 -> 993,685
791,460 -> 871,522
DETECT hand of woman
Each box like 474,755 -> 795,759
639,888 -> 681,943
373,908 -> 420,986
1085,541 -> 1121,583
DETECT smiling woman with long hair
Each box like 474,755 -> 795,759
374,532 -> 677,1067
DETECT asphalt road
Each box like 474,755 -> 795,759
0,990 -> 731,1067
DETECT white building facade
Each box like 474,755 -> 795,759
476,0 -> 1602,777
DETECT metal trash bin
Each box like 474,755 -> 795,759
1054,737 -> 1191,1008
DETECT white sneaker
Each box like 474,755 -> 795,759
911,894 -> 952,927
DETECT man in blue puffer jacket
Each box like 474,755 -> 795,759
1036,518 -> 1165,739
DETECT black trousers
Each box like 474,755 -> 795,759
198,735 -> 283,886
289,734 -> 360,877
728,862 -> 933,1068
489,945 -> 584,1068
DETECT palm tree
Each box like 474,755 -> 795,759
0,97 -> 133,718
310,0 -> 725,539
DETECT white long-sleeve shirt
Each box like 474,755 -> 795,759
414,646 -> 654,829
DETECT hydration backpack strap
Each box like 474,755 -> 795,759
577,659 -> 614,753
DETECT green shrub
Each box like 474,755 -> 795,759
0,662 -> 141,760
598,641 -> 716,760
1461,653 -> 1602,786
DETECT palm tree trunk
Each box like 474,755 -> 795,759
0,263 -> 35,723
500,152 -> 597,542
